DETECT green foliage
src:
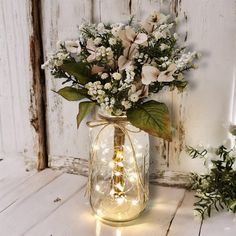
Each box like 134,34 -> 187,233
187,145 -> 236,219
77,101 -> 96,128
60,62 -> 90,85
127,100 -> 172,141
55,87 -> 86,101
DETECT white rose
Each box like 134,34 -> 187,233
112,72 -> 122,80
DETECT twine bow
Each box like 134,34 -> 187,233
86,117 -> 147,200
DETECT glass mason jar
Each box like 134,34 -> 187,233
87,112 -> 149,223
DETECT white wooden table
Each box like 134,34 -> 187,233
0,161 -> 235,236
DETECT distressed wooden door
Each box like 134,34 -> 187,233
40,0 -> 236,185
1,0 -> 235,185
0,0 -> 47,170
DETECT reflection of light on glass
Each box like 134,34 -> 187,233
96,209 -> 103,217
116,228 -> 122,236
95,219 -> 101,236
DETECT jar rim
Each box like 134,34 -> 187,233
98,110 -> 127,121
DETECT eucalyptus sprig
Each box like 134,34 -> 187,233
186,145 -> 236,219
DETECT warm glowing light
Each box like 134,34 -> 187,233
95,184 -> 100,191
129,173 -> 137,182
115,183 -> 125,191
96,219 -> 101,236
110,189 -> 115,195
116,196 -> 126,205
114,171 -> 122,176
109,161 -> 115,168
116,228 -> 122,236
117,162 -> 124,167
116,150 -> 124,159
131,199 -> 139,205
93,145 -> 99,151
96,209 -> 103,216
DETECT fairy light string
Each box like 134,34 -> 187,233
86,116 -> 147,203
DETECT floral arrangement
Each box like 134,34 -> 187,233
42,11 -> 198,140
187,145 -> 236,219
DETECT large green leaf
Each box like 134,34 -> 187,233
127,100 -> 172,141
77,101 -> 96,128
56,87 -> 86,101
61,62 -> 90,85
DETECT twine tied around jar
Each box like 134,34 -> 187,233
86,115 -> 147,201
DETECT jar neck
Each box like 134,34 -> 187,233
98,109 -> 127,122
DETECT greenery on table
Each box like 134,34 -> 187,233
186,145 -> 236,219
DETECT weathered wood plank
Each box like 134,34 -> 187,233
25,184 -> 185,236
200,211 -> 236,236
29,0 -> 48,170
0,169 -> 61,213
167,191 -> 201,236
0,0 -> 42,166
93,0 -> 131,23
0,173 -> 87,236
41,0 -> 93,168
0,158 -> 36,198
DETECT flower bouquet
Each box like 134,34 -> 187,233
42,11 -> 197,141
42,11 -> 198,222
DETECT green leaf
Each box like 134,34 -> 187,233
56,87 -> 86,101
77,101 -> 96,128
127,100 -> 172,141
61,62 -> 90,85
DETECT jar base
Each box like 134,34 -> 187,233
91,195 -> 147,224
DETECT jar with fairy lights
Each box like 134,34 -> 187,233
87,112 -> 149,222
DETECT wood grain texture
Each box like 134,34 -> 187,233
0,169 -> 61,213
167,191 -> 201,236
41,0 -> 93,169
0,0 -> 39,165
25,183 -> 186,236
0,173 -> 87,236
29,0 -> 48,170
